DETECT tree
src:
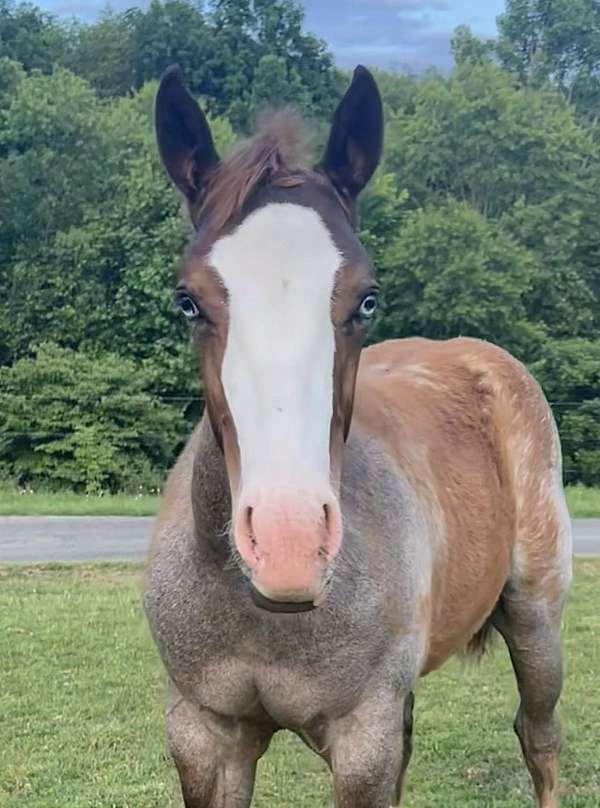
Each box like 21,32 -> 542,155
496,0 -> 600,117
65,11 -> 134,98
0,343 -> 187,492
129,0 -> 215,98
382,62 -> 599,343
530,339 -> 600,485
0,67 -> 235,392
210,0 -> 341,127
0,55 -> 24,102
451,25 -> 494,66
372,200 -> 539,356
249,53 -> 308,118
0,0 -> 68,72
385,62 -> 594,218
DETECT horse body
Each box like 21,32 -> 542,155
145,65 -> 571,806
146,336 -> 570,806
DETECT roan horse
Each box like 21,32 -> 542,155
145,65 -> 572,808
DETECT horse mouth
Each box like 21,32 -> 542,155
249,585 -> 317,614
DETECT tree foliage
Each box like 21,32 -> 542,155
372,201 -> 538,354
0,344 -> 187,492
530,339 -> 600,485
0,0 -> 599,488
496,0 -> 600,114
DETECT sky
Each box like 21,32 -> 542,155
35,0 -> 506,74
303,0 -> 504,72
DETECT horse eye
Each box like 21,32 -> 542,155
358,294 -> 378,320
177,294 -> 200,320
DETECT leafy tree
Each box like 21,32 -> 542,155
451,25 -> 494,66
249,53 -> 308,118
372,200 -> 539,355
1,0 -> 600,486
371,69 -> 418,117
0,344 -> 187,492
496,0 -> 600,117
128,0 -> 214,98
0,67 -> 107,364
503,197 -> 598,339
210,0 -> 341,127
529,339 -> 600,484
0,55 -> 24,103
0,0 -> 68,72
359,172 -> 410,272
0,67 -> 235,392
65,11 -> 134,98
383,61 -> 599,343
386,62 -> 594,218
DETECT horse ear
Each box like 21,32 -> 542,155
319,66 -> 383,200
155,65 -> 220,204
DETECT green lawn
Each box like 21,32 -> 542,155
0,561 -> 598,807
1,484 -> 599,518
0,488 -> 158,516
565,485 -> 600,519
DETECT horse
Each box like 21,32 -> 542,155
145,65 -> 572,808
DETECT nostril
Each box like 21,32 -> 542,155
242,506 -> 256,545
321,499 -> 342,558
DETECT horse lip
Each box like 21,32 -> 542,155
249,585 -> 316,614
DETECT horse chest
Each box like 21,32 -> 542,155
179,654 -> 369,729
156,593 -> 389,729
170,611 -> 375,722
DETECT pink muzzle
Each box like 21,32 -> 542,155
233,486 -> 342,609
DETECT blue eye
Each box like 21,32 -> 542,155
358,294 -> 378,320
177,294 -> 200,320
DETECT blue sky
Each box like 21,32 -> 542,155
303,0 -> 504,72
36,0 -> 506,73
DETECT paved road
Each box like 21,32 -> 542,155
0,516 -> 154,563
0,516 -> 598,563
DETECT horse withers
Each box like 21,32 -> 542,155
145,65 -> 572,807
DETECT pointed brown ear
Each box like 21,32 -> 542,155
155,65 -> 219,205
319,66 -> 383,200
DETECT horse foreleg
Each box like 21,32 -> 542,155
166,688 -> 273,808
328,688 -> 409,808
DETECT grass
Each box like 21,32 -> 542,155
0,560 -> 599,806
566,485 -> 600,519
1,484 -> 599,518
0,488 -> 158,516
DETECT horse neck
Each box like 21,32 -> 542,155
191,414 -> 232,558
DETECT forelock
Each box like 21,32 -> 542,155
193,109 -> 315,231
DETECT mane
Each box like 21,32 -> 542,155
194,109 -> 315,230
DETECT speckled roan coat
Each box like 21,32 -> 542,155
145,66 -> 572,808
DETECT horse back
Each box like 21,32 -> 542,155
352,337 -> 570,673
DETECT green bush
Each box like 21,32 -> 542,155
529,338 -> 600,486
0,343 -> 187,493
372,200 -> 540,356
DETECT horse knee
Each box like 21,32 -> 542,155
514,706 -> 562,757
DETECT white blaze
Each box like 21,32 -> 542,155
210,203 -> 341,494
